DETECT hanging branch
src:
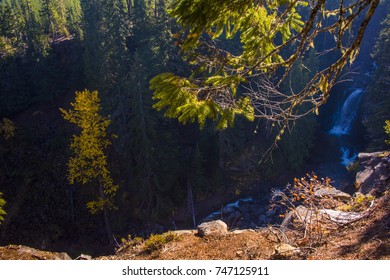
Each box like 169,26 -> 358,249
151,0 -> 380,141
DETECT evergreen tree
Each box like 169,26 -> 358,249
363,13 -> 390,151
40,0 -> 70,40
64,0 -> 82,38
82,0 -> 130,109
60,89 -> 118,248
0,118 -> 14,225
278,50 -> 319,170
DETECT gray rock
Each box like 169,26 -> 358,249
0,245 -> 72,260
358,152 -> 383,163
356,151 -> 390,194
76,254 -> 92,260
314,187 -> 351,201
222,201 -> 239,214
272,243 -> 301,259
356,168 -> 374,192
197,220 -> 228,237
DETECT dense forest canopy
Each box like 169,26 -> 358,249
0,0 -> 388,255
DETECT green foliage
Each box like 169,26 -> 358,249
385,120 -> 390,145
338,193 -> 374,212
143,231 -> 178,252
150,73 -> 254,129
60,89 -> 118,214
363,13 -> 390,151
0,118 -> 15,140
0,192 -> 6,224
0,0 -> 83,117
40,0 -> 70,38
151,0 -> 305,128
151,0 -> 380,131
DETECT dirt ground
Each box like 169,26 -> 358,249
1,187 -> 389,260
97,189 -> 389,260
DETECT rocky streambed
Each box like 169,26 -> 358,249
201,151 -> 390,230
200,195 -> 280,230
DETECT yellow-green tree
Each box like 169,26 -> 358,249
0,192 -> 5,224
385,120 -> 390,145
60,89 -> 118,248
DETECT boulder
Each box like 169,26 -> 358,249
356,151 -> 390,194
197,220 -> 228,237
314,187 -> 351,201
0,245 -> 72,260
272,243 -> 301,259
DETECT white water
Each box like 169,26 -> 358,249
329,89 -> 364,135
340,147 -> 358,166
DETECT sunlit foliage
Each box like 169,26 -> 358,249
385,120 -> 390,145
60,89 -> 118,214
0,192 -> 5,224
151,0 -> 380,137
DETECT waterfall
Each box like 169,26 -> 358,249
328,89 -> 364,166
329,89 -> 364,135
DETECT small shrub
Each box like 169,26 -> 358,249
385,120 -> 390,145
338,193 -> 374,212
270,174 -> 342,247
118,235 -> 144,252
143,232 -> 178,252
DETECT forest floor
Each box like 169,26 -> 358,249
0,185 -> 388,260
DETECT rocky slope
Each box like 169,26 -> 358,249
1,152 -> 389,260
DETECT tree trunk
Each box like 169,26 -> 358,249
98,184 -> 114,251
70,185 -> 75,225
187,180 -> 196,228
125,0 -> 132,18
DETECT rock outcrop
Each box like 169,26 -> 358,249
356,151 -> 390,194
0,245 -> 72,260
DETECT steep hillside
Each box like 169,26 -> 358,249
2,152 -> 388,260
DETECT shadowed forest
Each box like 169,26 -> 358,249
0,0 -> 389,257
